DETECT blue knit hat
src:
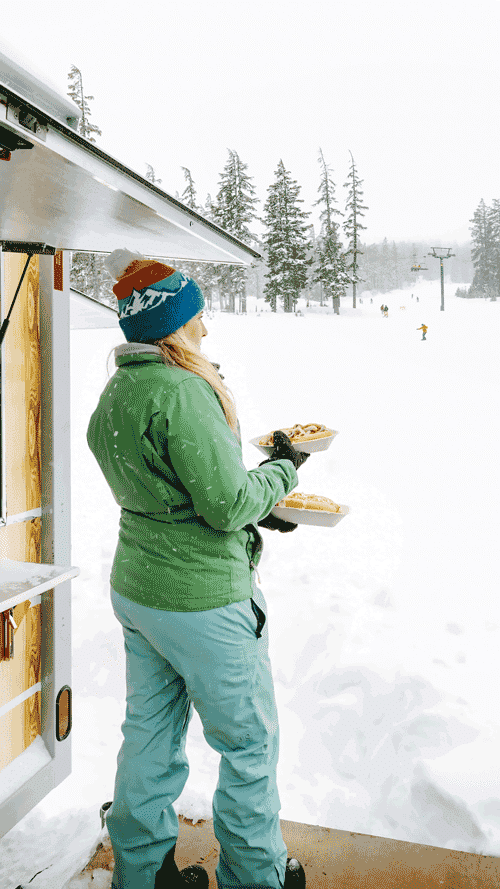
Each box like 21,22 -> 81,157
105,249 -> 205,343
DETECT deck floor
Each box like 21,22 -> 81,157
81,816 -> 500,887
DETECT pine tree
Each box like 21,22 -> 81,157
343,151 -> 368,307
67,65 -> 102,143
213,150 -> 259,313
199,193 -> 220,311
180,166 -> 199,211
163,170 -> 218,311
312,148 -> 349,314
145,164 -> 162,186
469,198 -> 497,297
390,241 -> 401,290
487,198 -> 500,299
262,160 -> 313,313
67,65 -> 105,300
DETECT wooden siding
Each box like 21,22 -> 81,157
0,252 -> 43,769
3,253 -> 41,514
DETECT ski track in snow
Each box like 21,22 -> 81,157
2,280 -> 500,889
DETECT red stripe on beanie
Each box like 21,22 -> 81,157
113,260 -> 176,301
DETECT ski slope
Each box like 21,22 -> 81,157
1,279 -> 499,889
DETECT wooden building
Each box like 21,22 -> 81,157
0,46 -> 259,840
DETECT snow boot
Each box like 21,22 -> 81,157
154,844 -> 209,889
284,857 -> 306,888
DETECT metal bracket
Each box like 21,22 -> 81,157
0,121 -> 34,161
0,608 -> 16,661
0,243 -> 57,348
0,241 -> 56,254
6,99 -> 48,142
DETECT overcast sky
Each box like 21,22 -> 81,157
1,0 -> 499,245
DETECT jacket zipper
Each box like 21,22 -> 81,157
249,560 -> 261,585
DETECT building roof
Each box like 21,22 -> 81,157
0,49 -> 260,265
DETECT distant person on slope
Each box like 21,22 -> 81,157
417,323 -> 428,340
87,249 -> 308,889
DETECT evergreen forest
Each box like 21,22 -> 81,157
67,66 -> 485,315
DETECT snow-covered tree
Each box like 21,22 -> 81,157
343,151 -> 368,307
488,198 -> 500,299
67,65 -> 102,144
212,150 -> 259,313
67,65 -> 106,299
469,198 -> 497,298
262,160 -> 313,313
180,166 -> 200,211
162,170 -> 219,310
145,164 -> 162,186
312,148 -> 349,314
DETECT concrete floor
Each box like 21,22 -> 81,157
82,816 -> 500,888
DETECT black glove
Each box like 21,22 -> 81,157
257,430 -> 310,533
258,430 -> 310,471
257,512 -> 298,532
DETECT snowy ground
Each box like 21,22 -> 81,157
2,279 -> 500,889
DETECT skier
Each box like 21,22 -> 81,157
383,305 -> 389,317
380,303 -> 384,315
87,249 -> 308,889
417,323 -> 428,340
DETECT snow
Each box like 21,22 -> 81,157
2,279 -> 500,888
0,38 -> 81,133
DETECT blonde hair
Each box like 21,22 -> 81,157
107,322 -> 239,439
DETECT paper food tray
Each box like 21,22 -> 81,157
271,503 -> 349,528
250,428 -> 338,457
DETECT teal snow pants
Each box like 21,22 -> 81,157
107,578 -> 287,889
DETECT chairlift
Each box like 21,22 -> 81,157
411,262 -> 428,272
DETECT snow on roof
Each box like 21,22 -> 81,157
0,36 -> 81,129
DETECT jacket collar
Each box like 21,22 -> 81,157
114,342 -> 164,366
114,343 -> 224,381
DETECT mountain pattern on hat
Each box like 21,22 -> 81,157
105,248 -> 205,343
120,271 -> 191,318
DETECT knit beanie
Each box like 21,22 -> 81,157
105,248 -> 205,343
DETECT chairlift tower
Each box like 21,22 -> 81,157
428,247 -> 455,311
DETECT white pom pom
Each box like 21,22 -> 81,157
104,248 -> 146,281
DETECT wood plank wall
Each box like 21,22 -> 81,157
0,252 -> 43,771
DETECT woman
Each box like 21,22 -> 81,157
87,249 -> 309,889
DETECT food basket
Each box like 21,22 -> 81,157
250,426 -> 338,457
271,502 -> 349,528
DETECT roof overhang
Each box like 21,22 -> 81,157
0,52 -> 260,266
70,288 -> 120,330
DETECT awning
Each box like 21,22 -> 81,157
0,49 -> 260,266
70,288 -> 120,330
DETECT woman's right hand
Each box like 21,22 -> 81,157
257,511 -> 298,532
259,430 -> 310,471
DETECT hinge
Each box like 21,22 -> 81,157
0,608 -> 17,661
6,99 -> 47,141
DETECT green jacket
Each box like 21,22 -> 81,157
86,343 -> 298,611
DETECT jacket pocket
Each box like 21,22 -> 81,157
250,598 -> 266,639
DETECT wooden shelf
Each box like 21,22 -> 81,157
0,559 -> 80,611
